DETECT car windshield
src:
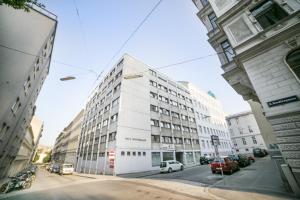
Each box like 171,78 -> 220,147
213,158 -> 225,163
160,162 -> 167,167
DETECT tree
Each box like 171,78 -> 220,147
43,151 -> 52,163
33,154 -> 40,163
0,0 -> 44,12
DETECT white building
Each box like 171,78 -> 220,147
180,82 -> 232,157
226,111 -> 267,155
0,5 -> 57,178
76,54 -> 230,175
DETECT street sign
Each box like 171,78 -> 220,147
211,135 -> 220,145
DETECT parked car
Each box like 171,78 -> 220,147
253,148 -> 267,157
200,156 -> 209,165
160,160 -> 183,173
210,157 -> 239,175
50,164 -> 60,173
59,164 -> 74,175
247,155 -> 255,163
228,154 -> 250,167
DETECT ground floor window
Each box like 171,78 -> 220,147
163,152 -> 173,161
195,152 -> 201,163
152,152 -> 161,166
186,152 -> 194,163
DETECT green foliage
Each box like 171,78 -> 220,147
43,151 -> 51,163
0,0 -> 45,12
33,154 -> 40,163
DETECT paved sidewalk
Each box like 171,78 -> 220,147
73,172 -> 296,200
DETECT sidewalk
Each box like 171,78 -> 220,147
73,172 -> 295,200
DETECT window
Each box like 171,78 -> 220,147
150,80 -> 157,87
112,97 -> 119,107
162,136 -> 172,143
248,126 -> 253,133
182,126 -> 190,132
171,111 -> 180,118
150,92 -> 158,99
103,119 -> 108,126
188,117 -> 196,123
188,107 -> 194,113
185,138 -> 191,144
158,95 -> 169,103
149,69 -> 157,76
0,123 -> 10,140
191,128 -> 197,133
127,151 -> 130,156
151,135 -> 160,143
200,0 -> 208,6
150,119 -> 159,127
221,40 -> 235,62
169,89 -> 177,96
133,152 -> 136,156
172,124 -> 181,131
250,0 -> 288,30
160,121 -> 171,129
150,104 -> 158,112
143,152 -> 146,156
115,70 -> 122,79
208,12 -> 217,29
121,151 -> 125,156
117,59 -> 123,67
181,114 -> 188,121
242,138 -> 247,145
138,152 -> 141,156
199,126 -> 202,133
110,113 -> 118,123
174,137 -> 183,144
179,103 -> 187,110
152,152 -> 161,166
104,104 -> 110,112
114,83 -> 121,93
106,90 -> 112,98
11,97 -> 21,114
170,100 -> 178,107
159,107 -> 170,116
286,49 -> 300,80
100,135 -> 106,143
252,136 -> 257,144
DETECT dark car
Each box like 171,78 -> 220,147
247,155 -> 255,163
210,157 -> 239,175
200,157 -> 209,165
50,164 -> 60,173
253,148 -> 267,157
228,154 -> 250,167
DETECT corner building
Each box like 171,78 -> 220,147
76,54 -> 230,175
192,0 -> 300,189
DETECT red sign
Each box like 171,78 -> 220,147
109,151 -> 115,160
109,159 -> 114,168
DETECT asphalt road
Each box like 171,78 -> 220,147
0,170 -> 202,200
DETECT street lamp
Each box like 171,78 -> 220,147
60,76 -> 76,81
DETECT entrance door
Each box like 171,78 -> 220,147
176,152 -> 184,163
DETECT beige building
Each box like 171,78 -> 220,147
7,116 -> 43,176
52,110 -> 84,166
0,5 -> 57,178
192,0 -> 300,193
35,145 -> 52,164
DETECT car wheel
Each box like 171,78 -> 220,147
168,168 -> 172,173
229,169 -> 233,175
211,170 -> 216,174
180,166 -> 184,171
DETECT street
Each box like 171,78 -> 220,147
0,157 -> 295,200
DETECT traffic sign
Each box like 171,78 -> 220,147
109,151 -> 115,160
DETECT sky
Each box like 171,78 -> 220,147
36,0 -> 250,146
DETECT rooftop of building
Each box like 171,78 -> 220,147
226,110 -> 253,119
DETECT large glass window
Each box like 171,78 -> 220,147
152,152 -> 161,166
221,40 -> 235,62
163,152 -> 174,161
286,49 -> 300,80
208,12 -> 217,30
250,0 -> 288,29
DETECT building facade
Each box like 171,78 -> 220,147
180,82 -> 232,157
192,0 -> 300,191
0,5 -> 57,178
52,110 -> 84,166
227,111 -> 267,154
7,116 -> 43,176
75,54 -> 230,175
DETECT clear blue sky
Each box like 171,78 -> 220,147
36,0 -> 250,146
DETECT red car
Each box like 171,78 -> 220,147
210,157 -> 239,175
